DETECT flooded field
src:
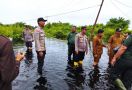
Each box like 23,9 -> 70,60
12,38 -> 125,90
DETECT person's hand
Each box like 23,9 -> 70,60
108,51 -> 110,55
16,53 -> 25,62
39,51 -> 43,57
86,51 -> 88,55
94,54 -> 98,58
107,46 -> 110,51
111,57 -> 116,66
103,45 -> 107,48
75,51 -> 78,55
106,45 -> 109,48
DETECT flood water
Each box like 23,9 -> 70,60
12,38 -> 124,90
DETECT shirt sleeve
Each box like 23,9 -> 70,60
0,40 -> 20,83
123,36 -> 132,47
85,36 -> 89,54
34,31 -> 42,51
108,36 -> 113,43
93,37 -> 98,55
67,33 -> 70,44
75,34 -> 79,52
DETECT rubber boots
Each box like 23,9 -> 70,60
114,78 -> 127,90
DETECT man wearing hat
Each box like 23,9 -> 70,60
74,26 -> 89,69
108,28 -> 125,65
34,17 -> 47,75
93,29 -> 106,67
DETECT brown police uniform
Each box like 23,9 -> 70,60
34,26 -> 46,74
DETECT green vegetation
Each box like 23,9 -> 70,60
44,17 -> 132,42
0,22 -> 33,43
0,17 -> 132,43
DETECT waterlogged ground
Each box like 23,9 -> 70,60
12,38 -> 118,90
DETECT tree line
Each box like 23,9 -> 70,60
0,17 -> 131,43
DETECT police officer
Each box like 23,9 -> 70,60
22,25 -> 33,51
34,17 -> 47,75
74,26 -> 89,69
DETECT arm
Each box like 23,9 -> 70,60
22,31 -> 25,40
102,40 -> 106,47
111,37 -> 132,65
93,37 -> 98,55
34,31 -> 42,51
67,33 -> 70,40
0,41 -> 20,83
108,36 -> 113,52
85,37 -> 89,54
111,45 -> 127,65
114,45 -> 127,59
67,33 -> 70,44
31,31 -> 34,41
75,34 -> 79,54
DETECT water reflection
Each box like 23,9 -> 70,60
88,67 -> 100,89
12,38 -> 132,90
34,76 -> 48,90
65,63 -> 86,90
25,49 -> 33,64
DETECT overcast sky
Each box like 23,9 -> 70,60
0,0 -> 132,29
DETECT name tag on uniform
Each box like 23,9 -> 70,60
79,37 -> 84,43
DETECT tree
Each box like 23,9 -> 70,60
106,17 -> 130,31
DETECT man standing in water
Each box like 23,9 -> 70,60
23,25 -> 33,51
111,35 -> 132,90
74,26 -> 88,69
67,26 -> 77,64
108,28 -> 124,65
23,25 -> 33,62
0,35 -> 24,90
22,25 -> 33,51
34,17 -> 47,75
93,29 -> 106,68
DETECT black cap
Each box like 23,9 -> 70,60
37,17 -> 47,23
81,26 -> 87,30
98,29 -> 104,33
116,28 -> 122,32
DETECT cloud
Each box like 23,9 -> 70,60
0,0 -> 132,29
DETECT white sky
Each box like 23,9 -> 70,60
0,0 -> 132,29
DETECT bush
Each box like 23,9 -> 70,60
54,31 -> 67,39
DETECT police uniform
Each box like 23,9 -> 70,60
23,29 -> 33,47
74,33 -> 88,67
34,26 -> 46,74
